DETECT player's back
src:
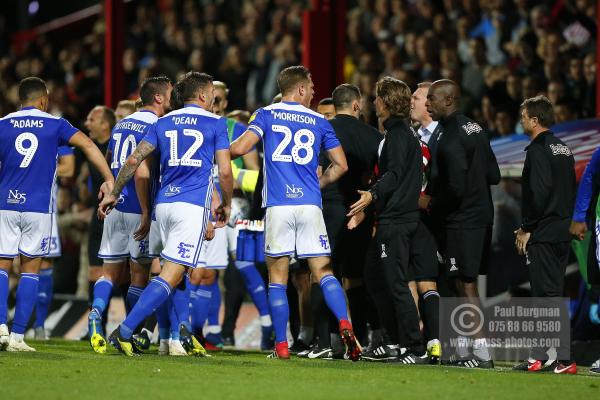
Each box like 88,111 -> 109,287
247,101 -> 339,208
109,110 -> 158,214
0,107 -> 77,213
145,104 -> 229,207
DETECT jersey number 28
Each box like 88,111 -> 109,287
271,125 -> 314,165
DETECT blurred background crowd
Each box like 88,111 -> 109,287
0,0 -> 597,296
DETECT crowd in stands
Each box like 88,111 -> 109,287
0,0 -> 597,295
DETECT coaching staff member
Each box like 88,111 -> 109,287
348,77 -> 426,363
422,79 -> 499,368
514,96 -> 577,374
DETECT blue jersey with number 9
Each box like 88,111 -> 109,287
247,101 -> 340,208
142,104 -> 229,208
0,107 -> 78,213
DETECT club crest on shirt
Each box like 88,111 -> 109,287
461,122 -> 482,135
319,235 -> 329,250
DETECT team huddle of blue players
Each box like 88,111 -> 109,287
0,66 -> 360,360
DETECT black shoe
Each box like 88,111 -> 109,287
361,344 -> 401,362
132,329 -> 151,351
179,325 -> 208,356
222,335 -> 235,347
108,327 -> 141,357
289,339 -> 310,354
397,352 -> 430,365
443,355 -> 495,369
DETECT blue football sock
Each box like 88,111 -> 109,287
237,261 -> 270,321
191,284 -> 211,333
155,292 -> 172,340
172,276 -> 191,332
0,270 -> 9,325
207,278 -> 221,327
120,277 -> 171,340
125,285 -> 144,315
320,275 -> 348,322
91,277 -> 113,316
12,273 -> 40,334
35,268 -> 54,328
168,297 -> 180,340
268,283 -> 289,344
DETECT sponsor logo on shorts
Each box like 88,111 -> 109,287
40,237 -> 50,253
7,189 -> 26,204
381,244 -> 387,258
285,184 -> 303,199
165,185 -> 181,197
177,242 -> 194,259
139,239 -> 149,255
319,235 -> 329,250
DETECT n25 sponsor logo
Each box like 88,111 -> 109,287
285,184 -> 303,199
7,190 -> 26,204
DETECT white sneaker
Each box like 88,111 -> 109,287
169,339 -> 188,356
158,339 -> 169,356
35,327 -> 49,340
0,324 -> 9,350
7,334 -> 36,352
592,358 -> 600,369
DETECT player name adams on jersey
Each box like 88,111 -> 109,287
247,101 -> 340,208
0,107 -> 78,257
141,104 -> 229,267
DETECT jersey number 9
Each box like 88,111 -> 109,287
15,132 -> 39,168
271,125 -> 314,165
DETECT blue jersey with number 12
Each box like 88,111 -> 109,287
109,110 -> 158,214
0,107 -> 78,213
142,104 -> 229,208
247,101 -> 340,208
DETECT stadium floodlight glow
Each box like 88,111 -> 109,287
28,1 -> 39,15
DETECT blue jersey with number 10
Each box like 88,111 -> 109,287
142,104 -> 230,208
247,101 -> 340,208
0,107 -> 78,213
109,110 -> 158,214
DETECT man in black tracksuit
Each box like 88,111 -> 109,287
349,77 -> 426,363
513,95 -> 577,373
423,79 -> 500,368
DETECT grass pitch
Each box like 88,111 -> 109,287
1,340 -> 598,400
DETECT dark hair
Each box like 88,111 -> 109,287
277,65 -> 311,95
173,71 -> 213,105
97,106 -> 116,130
139,76 -> 171,106
332,84 -> 361,110
318,97 -> 334,106
18,77 -> 48,102
521,95 -> 555,128
375,77 -> 411,118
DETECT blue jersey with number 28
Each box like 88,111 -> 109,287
0,107 -> 78,213
142,104 -> 229,208
247,101 -> 340,208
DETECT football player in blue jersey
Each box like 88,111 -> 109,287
0,77 -> 114,351
230,65 -> 361,360
87,76 -> 173,354
98,72 -> 233,357
34,145 -> 75,340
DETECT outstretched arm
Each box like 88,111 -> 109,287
230,130 -> 260,159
